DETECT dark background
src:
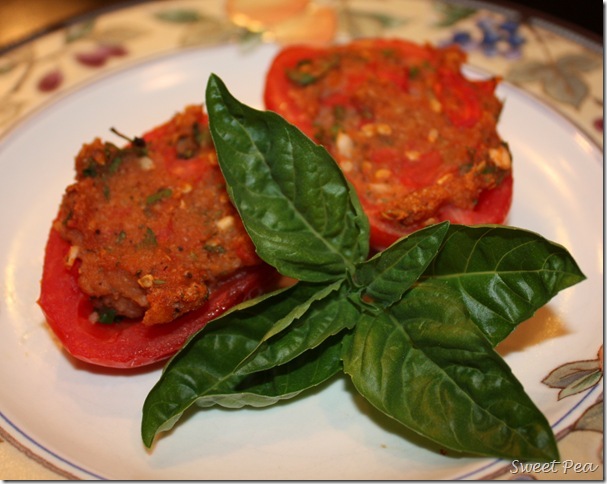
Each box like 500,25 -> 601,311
0,0 -> 602,52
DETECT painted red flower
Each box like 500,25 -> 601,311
37,68 -> 64,92
75,44 -> 128,67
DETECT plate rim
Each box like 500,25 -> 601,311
0,0 -> 602,480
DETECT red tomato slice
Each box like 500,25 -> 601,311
439,173 -> 513,225
263,45 -> 322,138
365,174 -> 513,250
263,40 -> 432,139
264,40 -> 513,251
39,106 -> 279,368
38,227 -> 277,369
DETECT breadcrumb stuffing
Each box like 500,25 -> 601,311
267,39 -> 512,237
55,106 -> 261,325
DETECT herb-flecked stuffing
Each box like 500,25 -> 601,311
264,39 -> 513,248
55,106 -> 262,325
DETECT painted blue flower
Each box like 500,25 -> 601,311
443,15 -> 526,60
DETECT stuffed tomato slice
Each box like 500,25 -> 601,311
39,230 -> 276,368
38,106 -> 277,369
264,39 -> 513,250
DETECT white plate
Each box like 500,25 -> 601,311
0,42 -> 602,480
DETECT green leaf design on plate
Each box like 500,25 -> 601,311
556,53 -> 602,73
573,399 -> 603,432
65,20 -> 95,43
508,53 -> 601,108
543,359 -> 602,399
433,3 -> 477,27
154,9 -> 204,23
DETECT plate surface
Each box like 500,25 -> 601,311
0,0 -> 603,480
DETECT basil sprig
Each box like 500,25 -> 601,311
141,74 -> 585,462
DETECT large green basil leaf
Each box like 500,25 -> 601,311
205,74 -> 369,282
142,281 -> 347,447
238,281 -> 359,374
187,333 -> 344,412
234,333 -> 344,399
423,225 -> 586,345
341,281 -> 559,462
351,221 -> 449,308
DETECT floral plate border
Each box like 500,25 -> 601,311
0,0 -> 603,480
